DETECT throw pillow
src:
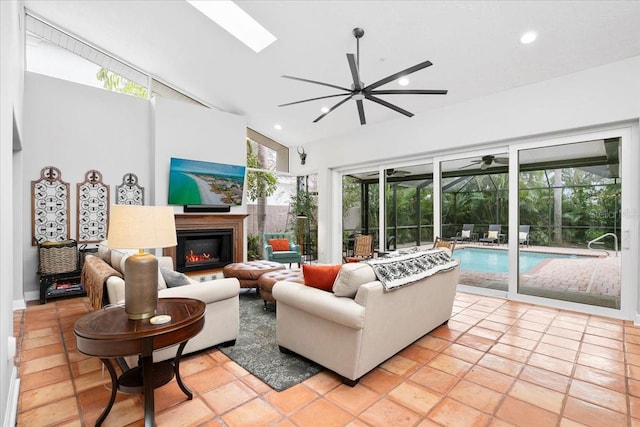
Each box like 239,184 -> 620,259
519,231 -> 528,240
269,238 -> 290,251
160,267 -> 191,288
332,263 -> 377,298
488,230 -> 498,239
461,230 -> 471,238
302,264 -> 341,292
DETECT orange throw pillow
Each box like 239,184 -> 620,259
268,239 -> 290,251
302,264 -> 341,292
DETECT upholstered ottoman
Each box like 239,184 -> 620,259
258,268 -> 305,307
222,260 -> 286,292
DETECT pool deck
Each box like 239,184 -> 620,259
453,243 -> 621,308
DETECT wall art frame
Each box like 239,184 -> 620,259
116,172 -> 144,205
31,166 -> 70,245
77,169 -> 110,243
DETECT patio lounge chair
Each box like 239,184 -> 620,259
433,236 -> 456,253
519,225 -> 531,246
479,224 -> 501,245
456,224 -> 474,242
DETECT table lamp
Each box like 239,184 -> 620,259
107,205 -> 177,320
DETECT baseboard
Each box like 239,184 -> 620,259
3,367 -> 19,427
12,298 -> 26,311
23,290 -> 40,303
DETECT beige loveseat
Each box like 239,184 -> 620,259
273,250 -> 460,385
87,243 -> 240,364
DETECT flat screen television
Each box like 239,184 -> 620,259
167,157 -> 246,207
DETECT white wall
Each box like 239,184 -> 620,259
20,73 -> 248,302
152,97 -> 247,210
21,72 -> 151,298
1,1 -> 24,424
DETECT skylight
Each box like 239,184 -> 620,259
187,0 -> 276,53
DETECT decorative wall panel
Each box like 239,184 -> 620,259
116,173 -> 144,205
77,170 -> 110,243
31,166 -> 70,245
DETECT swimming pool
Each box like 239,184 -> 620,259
454,247 -> 578,273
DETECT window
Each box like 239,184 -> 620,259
25,11 -> 203,105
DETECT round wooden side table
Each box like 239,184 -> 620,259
74,297 -> 205,427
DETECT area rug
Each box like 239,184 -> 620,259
220,292 -> 323,391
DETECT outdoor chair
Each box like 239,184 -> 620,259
432,236 -> 456,253
343,234 -> 374,263
456,224 -> 474,242
264,232 -> 302,267
479,224 -> 502,245
519,225 -> 531,246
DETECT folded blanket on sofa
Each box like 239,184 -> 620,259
367,249 -> 459,291
81,255 -> 123,309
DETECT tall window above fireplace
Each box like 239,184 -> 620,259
175,228 -> 233,273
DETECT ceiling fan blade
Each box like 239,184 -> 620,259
459,160 -> 482,169
365,94 -> 413,117
494,158 -> 509,164
346,53 -> 362,91
369,89 -> 448,95
282,75 -> 351,92
278,93 -> 351,107
313,95 -> 353,123
364,60 -> 433,91
356,99 -> 366,125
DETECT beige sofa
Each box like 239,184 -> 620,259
273,252 -> 459,385
88,243 -> 240,364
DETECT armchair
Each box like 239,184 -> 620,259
343,234 -> 374,263
264,232 -> 302,267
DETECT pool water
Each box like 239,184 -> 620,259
454,248 -> 577,273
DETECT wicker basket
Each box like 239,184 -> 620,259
38,240 -> 79,274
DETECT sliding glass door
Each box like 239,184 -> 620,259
517,138 -> 621,309
440,154 -> 509,291
384,164 -> 433,251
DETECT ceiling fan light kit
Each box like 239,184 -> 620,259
279,27 -> 447,125
462,155 -> 509,170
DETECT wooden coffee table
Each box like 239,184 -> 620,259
74,297 -> 205,427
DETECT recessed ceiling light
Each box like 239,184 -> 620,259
398,77 -> 410,86
320,106 -> 330,114
520,31 -> 537,44
187,0 -> 277,53
274,124 -> 282,130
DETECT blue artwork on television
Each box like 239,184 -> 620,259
167,157 -> 246,206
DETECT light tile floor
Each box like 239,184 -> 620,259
13,292 -> 640,426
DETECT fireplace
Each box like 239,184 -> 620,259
164,214 -> 247,274
175,228 -> 233,273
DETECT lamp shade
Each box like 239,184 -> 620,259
107,205 -> 177,249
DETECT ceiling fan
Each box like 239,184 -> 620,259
278,27 -> 448,125
367,168 -> 411,178
463,155 -> 509,170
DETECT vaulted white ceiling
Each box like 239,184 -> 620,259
24,1 -> 640,147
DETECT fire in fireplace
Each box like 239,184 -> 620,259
175,228 -> 233,273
